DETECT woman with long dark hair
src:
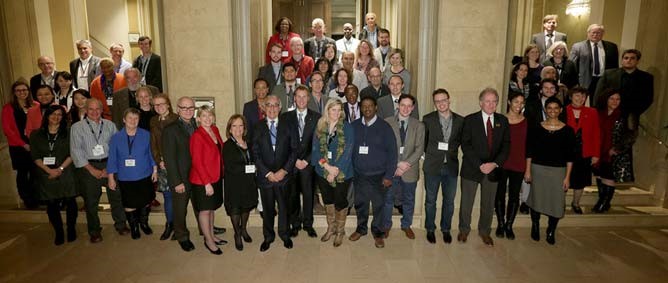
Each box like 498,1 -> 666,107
509,62 -> 530,99
68,89 -> 90,124
53,71 -> 75,111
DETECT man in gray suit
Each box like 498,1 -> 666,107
570,24 -> 619,105
111,68 -> 159,129
69,39 -> 101,91
382,94 -> 425,240
258,43 -> 284,93
377,75 -> 419,119
530,15 -> 567,63
422,88 -> 464,244
270,62 -> 301,113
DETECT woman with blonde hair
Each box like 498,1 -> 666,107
311,97 -> 355,247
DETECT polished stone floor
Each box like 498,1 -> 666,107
0,222 -> 667,283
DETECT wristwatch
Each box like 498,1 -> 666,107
59,166 -> 65,171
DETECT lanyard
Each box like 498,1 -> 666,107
47,132 -> 59,154
140,56 -> 150,78
127,134 -> 136,157
230,137 -> 252,164
86,119 -> 103,144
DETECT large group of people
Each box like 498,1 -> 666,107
1,13 -> 654,254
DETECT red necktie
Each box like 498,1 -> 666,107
486,116 -> 494,153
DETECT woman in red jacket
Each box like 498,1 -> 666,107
25,85 -> 57,137
565,87 -> 600,214
265,17 -> 300,64
190,105 -> 225,255
2,80 -> 39,209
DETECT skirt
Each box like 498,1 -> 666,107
527,164 -> 566,218
192,180 -> 223,211
119,177 -> 156,209
570,156 -> 592,190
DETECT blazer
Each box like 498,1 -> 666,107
69,56 -> 101,89
149,112 -> 178,164
307,93 -> 329,114
422,111 -> 465,176
373,47 -> 393,72
303,36 -> 335,60
530,31 -> 567,62
542,58 -> 578,88
270,83 -> 303,113
162,118 -> 197,190
385,116 -> 425,182
30,72 -> 57,100
460,111 -> 511,182
243,99 -> 264,141
111,85 -> 159,129
132,53 -> 163,92
566,105 -> 600,158
570,40 -> 619,88
252,118 -> 298,188
257,63 -> 281,93
90,74 -> 127,120
2,102 -> 36,146
343,102 -> 361,123
377,94 -> 419,119
189,125 -> 224,186
280,109 -> 321,162
594,68 -> 654,116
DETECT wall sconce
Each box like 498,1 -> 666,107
566,0 -> 591,17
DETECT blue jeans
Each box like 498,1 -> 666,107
354,174 -> 388,238
383,178 -> 417,229
163,190 -> 174,223
424,167 -> 458,233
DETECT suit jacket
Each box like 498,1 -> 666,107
343,102 -> 361,123
189,125 -> 224,185
307,93 -> 329,114
422,111 -> 465,176
280,109 -> 320,163
570,40 -> 619,88
373,47 -> 393,72
303,36 -> 335,60
530,31 -> 567,62
257,63 -> 281,93
69,56 -> 101,89
111,85 -> 159,129
594,68 -> 654,116
243,99 -> 264,141
252,118 -> 298,188
460,111 -> 511,182
270,83 -> 302,113
162,118 -> 197,190
89,74 -> 127,120
30,72 -> 57,100
524,96 -> 567,129
385,116 -> 425,182
133,53 -> 163,92
377,94 -> 419,119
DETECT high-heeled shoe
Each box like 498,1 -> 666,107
241,230 -> 252,243
234,233 -> 243,251
214,239 -> 228,245
204,242 -> 222,255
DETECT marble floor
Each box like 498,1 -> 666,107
1,222 -> 667,283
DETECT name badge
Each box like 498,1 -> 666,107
106,98 -> 113,106
125,159 -> 136,167
438,142 -> 449,151
327,151 -> 332,159
281,51 -> 289,57
245,165 -> 256,174
272,145 -> 276,151
359,146 -> 369,155
92,144 -> 105,156
296,78 -> 302,85
43,157 -> 56,166
399,146 -> 405,155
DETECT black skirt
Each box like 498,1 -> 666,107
570,156 -> 592,190
192,180 -> 223,211
119,177 -> 156,209
9,146 -> 32,170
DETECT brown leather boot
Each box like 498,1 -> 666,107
333,208 -> 347,247
321,205 -> 336,242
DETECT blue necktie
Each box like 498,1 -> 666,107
269,120 -> 277,146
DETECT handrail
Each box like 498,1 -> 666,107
89,35 -> 111,57
638,122 -> 668,151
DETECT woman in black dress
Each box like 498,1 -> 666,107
223,114 -> 258,251
524,97 -> 576,245
30,105 -> 77,245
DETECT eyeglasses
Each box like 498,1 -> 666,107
14,88 -> 29,92
178,106 -> 196,111
265,103 -> 281,108
434,99 -> 450,104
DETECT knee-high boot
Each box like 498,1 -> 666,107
592,179 -> 606,213
333,208 -> 347,247
530,209 -> 541,241
546,216 -> 559,245
64,197 -> 78,242
504,202 -> 518,240
601,185 -> 616,212
494,198 -> 505,238
126,211 -> 140,239
46,201 -> 65,245
321,204 -> 336,242
240,211 -> 252,243
139,206 -> 153,235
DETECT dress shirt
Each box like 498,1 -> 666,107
589,41 -> 606,76
439,112 -> 453,163
348,103 -> 360,122
70,117 -> 118,168
363,115 -> 377,127
482,112 -> 494,136
77,57 -> 92,90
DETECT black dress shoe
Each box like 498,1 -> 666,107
505,226 -> 516,240
426,231 -> 436,244
290,227 -> 300,238
546,229 -> 556,245
213,226 -> 226,235
442,232 -> 452,244
571,203 -> 583,214
260,241 -> 271,252
531,224 -> 540,242
178,240 -> 195,252
283,238 -> 293,249
304,227 -> 317,238
519,203 -> 530,214
215,239 -> 228,245
495,224 -> 505,238
241,230 -> 252,243
234,234 -> 243,251
204,242 -> 222,255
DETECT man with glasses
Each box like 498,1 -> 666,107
111,68 -> 159,129
360,66 -> 390,100
30,56 -> 57,99
335,23 -> 360,60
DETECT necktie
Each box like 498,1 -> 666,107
298,113 -> 304,141
486,116 -> 493,153
593,42 -> 601,76
287,86 -> 294,107
399,120 -> 406,146
546,34 -> 553,49
394,99 -> 399,115
351,105 -> 356,121
269,120 -> 277,146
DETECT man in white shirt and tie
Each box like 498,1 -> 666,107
377,75 -> 419,119
343,85 -> 361,123
530,15 -> 567,63
570,24 -> 619,105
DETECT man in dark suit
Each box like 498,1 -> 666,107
377,75 -> 419,119
257,43 -> 283,93
111,68 -> 159,129
303,18 -> 335,61
594,49 -> 654,117
30,56 -> 57,99
343,85 -> 361,123
281,86 -> 321,238
458,88 -> 510,246
270,63 -> 302,113
133,36 -> 163,92
253,95 -> 299,252
243,78 -> 270,141
570,24 -> 619,105
69,39 -> 101,91
162,97 -> 198,252
524,79 -> 566,129
530,15 -> 567,63
422,88 -> 464,244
